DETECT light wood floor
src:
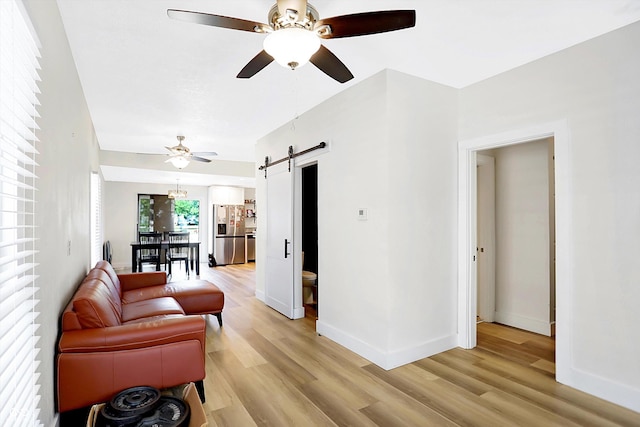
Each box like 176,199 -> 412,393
187,263 -> 640,427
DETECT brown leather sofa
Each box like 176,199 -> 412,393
57,261 -> 224,412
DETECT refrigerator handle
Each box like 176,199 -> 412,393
284,239 -> 290,258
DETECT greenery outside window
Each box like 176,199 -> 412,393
137,195 -> 200,241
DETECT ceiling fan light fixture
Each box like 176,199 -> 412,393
169,155 -> 190,169
263,27 -> 320,70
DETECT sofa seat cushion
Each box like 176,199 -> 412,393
121,297 -> 185,323
122,280 -> 224,315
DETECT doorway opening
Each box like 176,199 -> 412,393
476,139 -> 555,336
458,120 -> 571,384
301,164 -> 318,319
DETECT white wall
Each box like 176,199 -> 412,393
460,20 -> 640,411
23,1 -> 100,425
493,140 -> 552,335
103,182 -> 210,270
256,70 -> 459,369
386,71 -> 459,362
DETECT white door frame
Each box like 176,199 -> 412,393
457,120 -> 572,383
293,145 -> 328,320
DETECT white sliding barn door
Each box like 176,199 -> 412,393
265,161 -> 295,318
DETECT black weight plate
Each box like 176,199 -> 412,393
135,396 -> 190,427
110,386 -> 161,416
98,403 -> 142,427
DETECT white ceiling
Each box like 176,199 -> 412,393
56,0 -> 640,185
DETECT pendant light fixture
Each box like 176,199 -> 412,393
168,179 -> 187,199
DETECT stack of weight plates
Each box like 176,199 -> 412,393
96,386 -> 190,427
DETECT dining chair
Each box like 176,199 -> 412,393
138,231 -> 162,271
167,232 -> 190,276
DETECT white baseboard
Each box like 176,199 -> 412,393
292,306 -> 305,320
316,320 -> 457,370
562,366 -> 640,413
254,289 -> 265,302
494,311 -> 553,336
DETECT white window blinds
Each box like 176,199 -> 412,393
90,172 -> 102,267
0,0 -> 43,425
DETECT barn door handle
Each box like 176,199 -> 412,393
284,239 -> 290,258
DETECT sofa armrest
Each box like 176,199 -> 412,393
59,315 -> 204,353
118,271 -> 167,291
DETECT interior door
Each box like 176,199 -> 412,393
265,161 -> 295,318
477,154 -> 496,323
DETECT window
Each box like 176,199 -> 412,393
90,172 -> 102,267
0,0 -> 43,425
137,194 -> 200,241
174,199 -> 200,240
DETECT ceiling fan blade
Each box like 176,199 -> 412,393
237,50 -> 274,79
315,10 -> 416,39
192,151 -> 218,157
310,45 -> 353,84
277,0 -> 308,17
191,156 -> 212,163
167,9 -> 270,33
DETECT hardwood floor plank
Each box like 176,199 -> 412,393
363,364 -> 516,427
202,349 -> 243,411
476,333 -> 542,366
210,404 -> 258,427
479,389 -> 584,427
298,380 -> 378,427
214,326 -> 268,368
237,328 -> 318,387
360,399 -> 460,427
210,349 -> 332,426
477,322 -> 530,344
530,358 -> 556,375
414,357 -> 494,396
430,351 -> 625,427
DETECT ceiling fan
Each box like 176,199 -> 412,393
167,0 -> 416,83
165,135 -> 217,169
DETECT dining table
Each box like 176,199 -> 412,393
130,240 -> 201,274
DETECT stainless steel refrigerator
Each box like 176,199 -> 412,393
213,205 -> 246,265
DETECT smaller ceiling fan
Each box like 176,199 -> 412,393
167,0 -> 416,83
165,135 -> 217,169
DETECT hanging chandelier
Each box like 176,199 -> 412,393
168,180 -> 187,199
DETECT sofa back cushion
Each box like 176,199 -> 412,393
94,260 -> 121,290
85,268 -> 122,316
72,279 -> 122,328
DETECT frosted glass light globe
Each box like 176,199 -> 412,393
263,27 -> 321,69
